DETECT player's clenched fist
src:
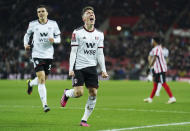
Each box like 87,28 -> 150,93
69,71 -> 75,77
24,44 -> 31,51
101,72 -> 108,78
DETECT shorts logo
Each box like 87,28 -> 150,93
35,60 -> 39,65
74,78 -> 78,84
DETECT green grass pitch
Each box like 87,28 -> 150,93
0,80 -> 190,131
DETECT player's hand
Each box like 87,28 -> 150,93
101,72 -> 109,78
69,71 -> 75,77
24,45 -> 31,51
49,38 -> 54,44
146,68 -> 150,75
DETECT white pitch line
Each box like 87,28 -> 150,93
64,107 -> 190,114
99,122 -> 190,131
0,105 -> 190,114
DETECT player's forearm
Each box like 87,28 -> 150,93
69,46 -> 78,71
97,48 -> 106,72
23,33 -> 30,46
53,35 -> 61,43
148,56 -> 152,65
150,56 -> 157,67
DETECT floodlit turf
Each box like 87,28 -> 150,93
0,80 -> 190,131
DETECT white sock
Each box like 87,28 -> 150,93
65,89 -> 75,98
30,77 -> 38,86
81,96 -> 96,122
156,83 -> 162,95
38,84 -> 47,107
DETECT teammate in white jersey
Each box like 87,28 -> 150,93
146,44 -> 169,96
60,6 -> 108,127
24,5 -> 61,112
144,37 -> 176,104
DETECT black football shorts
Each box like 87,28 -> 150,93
72,66 -> 99,88
32,58 -> 52,75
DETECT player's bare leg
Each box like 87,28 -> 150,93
36,71 -> 50,112
61,86 -> 83,107
80,87 -> 97,127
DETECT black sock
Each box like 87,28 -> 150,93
81,120 -> 87,123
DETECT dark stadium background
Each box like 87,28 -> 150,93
1,0 -> 190,81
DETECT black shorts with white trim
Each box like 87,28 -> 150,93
72,66 -> 99,88
153,71 -> 166,83
33,58 -> 52,75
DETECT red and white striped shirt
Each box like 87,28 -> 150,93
151,45 -> 167,73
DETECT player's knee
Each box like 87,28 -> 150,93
36,71 -> 46,84
74,89 -> 84,97
89,88 -> 97,96
38,77 -> 45,84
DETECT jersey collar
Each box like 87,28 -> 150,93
38,19 -> 48,25
83,26 -> 95,32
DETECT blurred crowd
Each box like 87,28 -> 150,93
0,0 -> 190,79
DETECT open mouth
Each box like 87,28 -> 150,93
90,18 -> 94,22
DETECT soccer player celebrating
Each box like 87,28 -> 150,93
144,37 -> 176,104
24,5 -> 61,112
60,6 -> 108,127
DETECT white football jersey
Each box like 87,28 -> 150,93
162,47 -> 169,58
24,19 -> 61,59
71,26 -> 104,70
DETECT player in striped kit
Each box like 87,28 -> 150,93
144,37 -> 176,104
147,44 -> 169,96
60,6 -> 108,127
24,5 -> 61,112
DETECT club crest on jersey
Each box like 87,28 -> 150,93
83,36 -> 86,39
71,33 -> 76,42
